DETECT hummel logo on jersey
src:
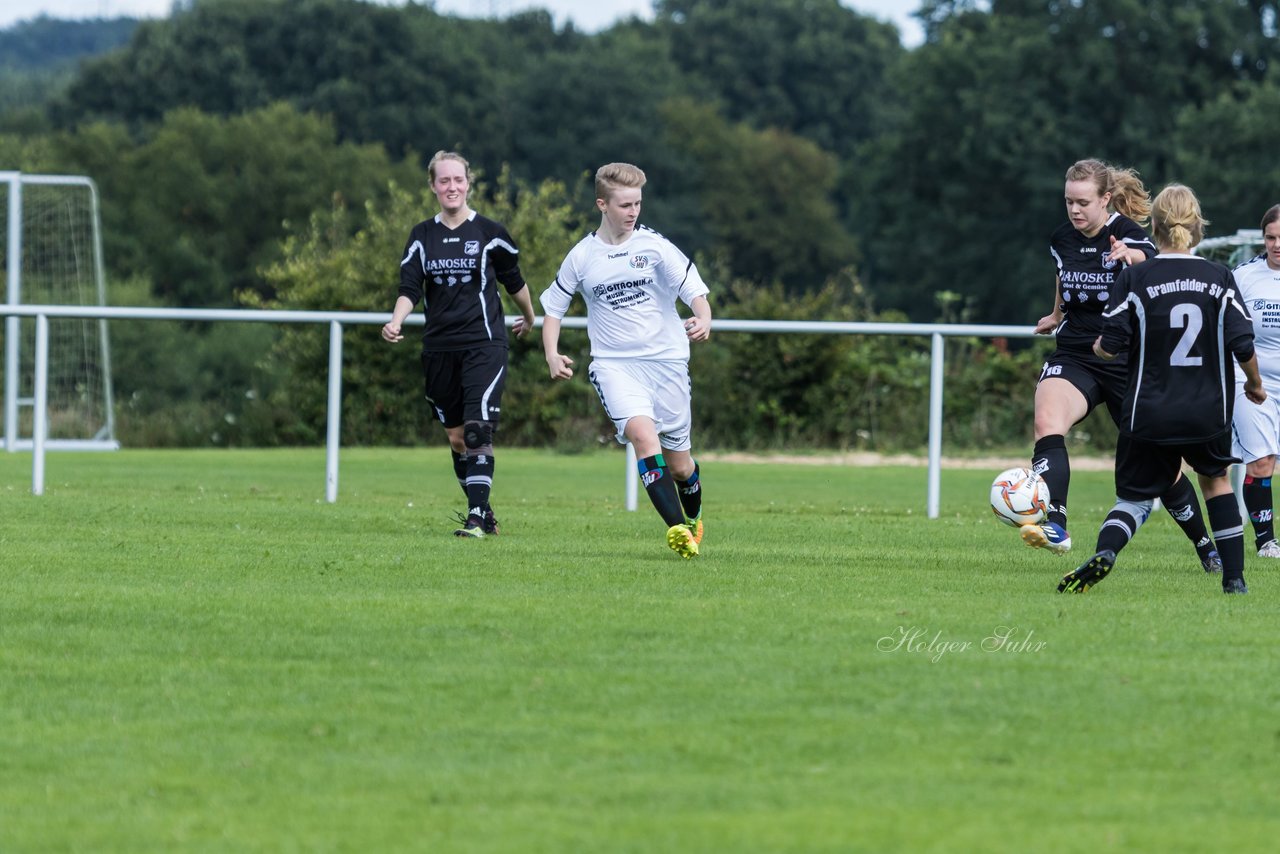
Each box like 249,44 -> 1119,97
465,241 -> 480,255
608,251 -> 628,259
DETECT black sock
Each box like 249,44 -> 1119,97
1160,474 -> 1214,557
1096,501 -> 1150,557
451,449 -> 468,500
639,454 -> 686,527
465,451 -> 493,515
1032,434 -> 1070,529
676,462 -> 702,522
1206,493 -> 1246,583
1242,475 -> 1274,549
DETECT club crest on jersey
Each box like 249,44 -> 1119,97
629,254 -> 653,270
464,241 -> 480,255
1100,251 -> 1118,270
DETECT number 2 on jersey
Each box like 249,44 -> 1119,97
1169,303 -> 1203,367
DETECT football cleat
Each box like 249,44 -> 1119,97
1021,521 -> 1072,555
1223,577 -> 1249,594
453,509 -> 486,539
482,507 -> 501,536
666,524 -> 700,559
1058,550 -> 1116,593
1200,549 -> 1223,574
1257,540 -> 1280,558
685,515 -> 703,545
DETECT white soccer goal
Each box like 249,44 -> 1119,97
1195,229 -> 1263,268
1,172 -> 117,451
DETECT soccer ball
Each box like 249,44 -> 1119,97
989,467 -> 1050,528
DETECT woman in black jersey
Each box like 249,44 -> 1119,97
1058,183 -> 1264,595
1023,159 -> 1220,572
382,150 -> 537,538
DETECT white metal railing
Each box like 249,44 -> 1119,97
0,304 -> 1039,514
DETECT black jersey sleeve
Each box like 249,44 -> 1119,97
397,224 -> 427,305
1223,269 -> 1257,362
1112,217 -> 1157,261
489,223 -> 528,295
1098,266 -> 1136,357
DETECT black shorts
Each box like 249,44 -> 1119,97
420,345 -> 508,428
1114,431 -> 1239,500
1039,346 -> 1131,424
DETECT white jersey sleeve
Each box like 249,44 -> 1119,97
541,225 -> 710,361
1232,255 -> 1280,393
539,236 -> 588,320
657,233 -> 711,309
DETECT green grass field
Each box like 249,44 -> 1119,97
2,448 -> 1278,852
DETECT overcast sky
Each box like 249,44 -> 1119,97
0,0 -> 925,47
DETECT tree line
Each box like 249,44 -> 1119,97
1,0 -> 1275,450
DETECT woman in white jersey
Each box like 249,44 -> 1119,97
540,163 -> 712,559
1231,203 -> 1280,558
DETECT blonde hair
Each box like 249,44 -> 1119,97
1151,183 -> 1207,252
595,162 -> 646,201
427,150 -> 471,184
1065,159 -> 1151,226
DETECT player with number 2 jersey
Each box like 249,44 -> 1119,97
1057,183 -> 1264,595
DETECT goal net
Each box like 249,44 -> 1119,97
1,172 -> 117,450
1195,229 -> 1263,268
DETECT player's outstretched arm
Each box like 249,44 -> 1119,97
1034,279 -> 1064,334
684,295 -> 712,342
1241,354 -> 1267,405
1092,335 -> 1117,361
382,295 -> 416,343
509,285 -> 537,338
1107,234 -> 1144,267
542,315 -> 574,380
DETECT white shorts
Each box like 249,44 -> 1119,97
1232,388 -> 1280,464
588,358 -> 693,451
